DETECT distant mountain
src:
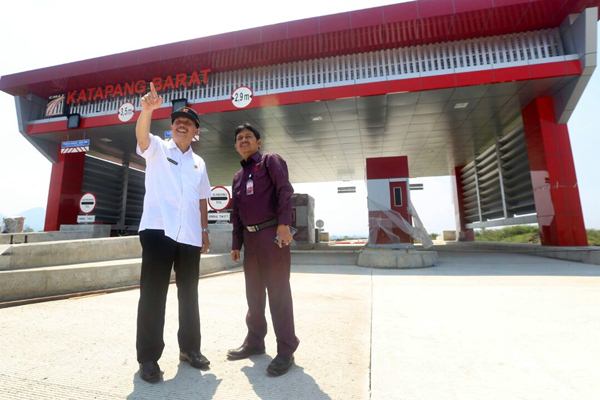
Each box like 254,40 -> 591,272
1,207 -> 46,232
21,207 -> 46,231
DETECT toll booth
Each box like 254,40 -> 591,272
292,194 -> 315,244
366,156 -> 412,246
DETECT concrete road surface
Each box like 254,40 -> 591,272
1,251 -> 599,399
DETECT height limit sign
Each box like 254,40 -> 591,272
231,86 -> 253,109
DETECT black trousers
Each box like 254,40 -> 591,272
242,226 -> 299,357
136,229 -> 202,363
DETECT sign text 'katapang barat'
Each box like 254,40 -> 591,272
66,69 -> 211,105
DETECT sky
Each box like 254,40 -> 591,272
0,0 -> 598,236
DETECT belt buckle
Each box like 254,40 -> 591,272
247,225 -> 258,232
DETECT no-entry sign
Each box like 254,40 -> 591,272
208,186 -> 231,211
79,193 -> 96,214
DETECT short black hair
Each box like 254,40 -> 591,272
234,123 -> 261,142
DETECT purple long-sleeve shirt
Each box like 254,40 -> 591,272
231,152 -> 294,250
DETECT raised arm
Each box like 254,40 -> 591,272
136,82 -> 163,152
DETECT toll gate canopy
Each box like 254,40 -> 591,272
0,0 -> 598,246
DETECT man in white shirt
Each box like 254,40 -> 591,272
135,82 -> 212,383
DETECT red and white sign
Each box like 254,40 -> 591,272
79,193 -> 96,214
208,186 -> 231,211
118,102 -> 135,122
231,86 -> 253,109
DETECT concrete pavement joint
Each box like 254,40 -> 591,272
368,267 -> 374,400
0,373 -> 120,399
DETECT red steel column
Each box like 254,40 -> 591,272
521,96 -> 587,246
453,166 -> 474,241
44,149 -> 85,231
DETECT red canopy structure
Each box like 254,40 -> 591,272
1,0 -> 598,245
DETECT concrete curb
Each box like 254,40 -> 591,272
438,242 -> 600,265
357,248 -> 438,268
0,236 -> 141,270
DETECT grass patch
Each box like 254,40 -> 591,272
476,226 -> 600,245
588,229 -> 600,246
476,225 -> 539,243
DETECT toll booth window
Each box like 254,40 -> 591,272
393,187 -> 402,206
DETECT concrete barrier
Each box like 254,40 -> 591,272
0,234 -> 373,303
0,224 -> 111,245
208,224 -> 233,253
0,237 -> 141,270
0,254 -> 237,302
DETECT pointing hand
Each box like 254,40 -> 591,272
140,82 -> 163,111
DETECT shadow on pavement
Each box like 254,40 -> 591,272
241,356 -> 332,400
127,362 -> 221,400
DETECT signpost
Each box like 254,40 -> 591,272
208,212 -> 231,222
78,192 -> 96,224
77,215 -> 96,223
337,186 -> 356,194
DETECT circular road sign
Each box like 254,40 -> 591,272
79,193 -> 96,214
118,102 -> 135,122
231,86 -> 253,109
316,219 -> 325,229
208,186 -> 231,211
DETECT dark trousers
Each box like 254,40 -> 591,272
136,229 -> 202,363
242,226 -> 299,357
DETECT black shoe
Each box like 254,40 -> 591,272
227,345 -> 266,360
267,355 -> 294,376
180,351 -> 211,370
139,361 -> 162,383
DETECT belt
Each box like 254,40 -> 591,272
245,218 -> 278,232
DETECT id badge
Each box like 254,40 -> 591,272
246,179 -> 254,195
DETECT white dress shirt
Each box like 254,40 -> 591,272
137,134 -> 211,247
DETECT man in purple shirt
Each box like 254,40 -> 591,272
227,123 -> 299,376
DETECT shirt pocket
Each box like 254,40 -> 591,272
251,165 -> 270,192
233,179 -> 243,198
185,167 -> 204,200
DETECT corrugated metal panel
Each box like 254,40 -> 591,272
81,156 -> 145,230
460,128 -> 536,227
68,29 -> 571,117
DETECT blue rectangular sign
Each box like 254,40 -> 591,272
61,139 -> 90,148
